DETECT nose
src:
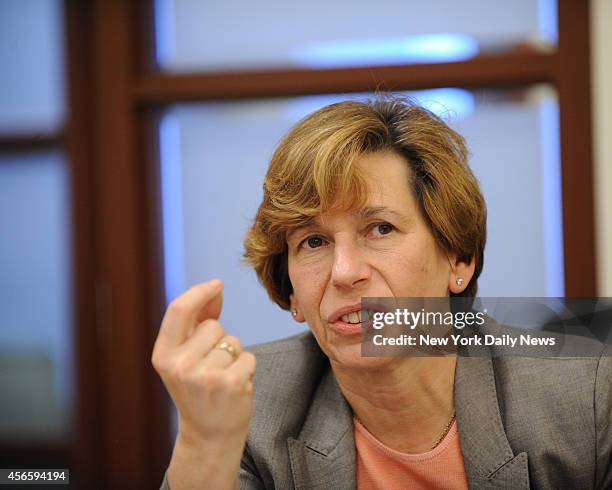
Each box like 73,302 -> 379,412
331,239 -> 371,290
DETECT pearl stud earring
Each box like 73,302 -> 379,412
456,278 -> 464,287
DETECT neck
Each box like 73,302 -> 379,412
331,356 -> 457,453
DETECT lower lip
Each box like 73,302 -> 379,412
328,318 -> 374,336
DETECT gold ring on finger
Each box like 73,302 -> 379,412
214,340 -> 239,361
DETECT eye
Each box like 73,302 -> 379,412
371,222 -> 395,237
300,235 -> 327,250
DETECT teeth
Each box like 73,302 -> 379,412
340,310 -> 375,324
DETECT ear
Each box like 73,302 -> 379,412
448,254 -> 476,294
289,293 -> 306,323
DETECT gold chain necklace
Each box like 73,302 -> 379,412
354,409 -> 456,451
430,410 -> 456,450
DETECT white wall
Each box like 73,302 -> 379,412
592,0 -> 612,296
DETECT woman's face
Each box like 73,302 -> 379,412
286,151 -> 473,368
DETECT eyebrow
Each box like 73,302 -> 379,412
358,206 -> 409,222
286,219 -> 317,241
286,206 -> 412,240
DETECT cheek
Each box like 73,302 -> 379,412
380,239 -> 448,295
416,250 -> 451,294
289,259 -> 329,310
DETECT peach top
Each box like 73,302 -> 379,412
354,417 -> 469,490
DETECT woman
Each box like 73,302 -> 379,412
153,97 -> 611,489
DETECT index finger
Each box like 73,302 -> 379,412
156,279 -> 224,350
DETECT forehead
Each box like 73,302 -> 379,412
296,205 -> 409,227
357,151 -> 411,178
336,152 -> 414,211
285,151 -> 417,236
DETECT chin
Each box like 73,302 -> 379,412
327,340 -> 396,371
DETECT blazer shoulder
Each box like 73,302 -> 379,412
246,330 -> 329,431
247,331 -> 327,382
248,330 -> 321,356
492,354 -> 606,486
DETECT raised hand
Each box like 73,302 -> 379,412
152,279 -> 256,489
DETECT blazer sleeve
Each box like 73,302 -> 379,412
158,445 -> 265,490
595,347 -> 612,489
238,443 -> 266,490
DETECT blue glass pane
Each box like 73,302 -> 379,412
158,86 -> 563,354
155,0 -> 557,72
0,0 -> 66,134
0,152 -> 74,442
452,86 -> 564,298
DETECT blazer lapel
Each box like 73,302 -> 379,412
455,355 -> 530,489
286,339 -> 530,489
287,368 -> 355,490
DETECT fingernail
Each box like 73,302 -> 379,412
209,278 -> 222,288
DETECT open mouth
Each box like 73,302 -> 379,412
340,309 -> 377,324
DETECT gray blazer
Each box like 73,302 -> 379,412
162,331 -> 612,489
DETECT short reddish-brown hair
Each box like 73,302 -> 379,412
244,95 -> 486,309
